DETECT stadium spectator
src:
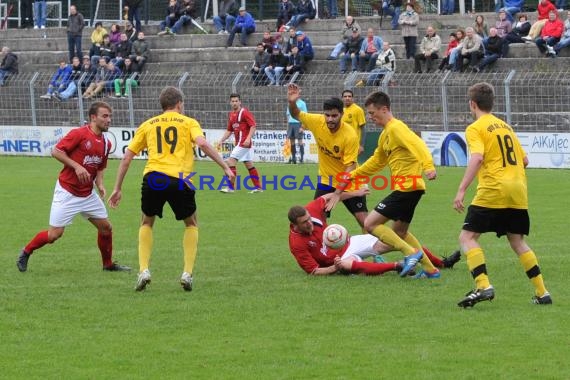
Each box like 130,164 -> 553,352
325,90 -> 440,279
124,21 -> 138,42
167,0 -> 200,35
355,41 -> 396,86
495,9 -> 512,38
130,31 -> 149,71
217,94 -> 264,193
108,86 -> 233,292
328,16 -> 362,59
473,27 -> 504,72
454,27 -> 483,72
109,24 -> 122,45
398,2 -> 419,59
67,5 -> 85,63
535,10 -> 564,56
123,0 -> 142,32
284,27 -> 298,55
473,15 -> 489,38
251,43 -> 270,86
34,0 -> 47,29
226,7 -> 256,47
40,59 -> 72,99
213,0 -> 238,34
83,58 -> 121,99
284,45 -> 305,82
552,12 -> 570,55
287,84 -> 368,228
340,90 -> 366,155
454,82 -> 552,307
113,57 -> 140,98
414,26 -> 441,73
90,34 -> 114,66
438,32 -> 459,71
339,29 -> 363,73
288,193 -> 404,276
295,30 -> 314,62
17,102 -> 130,273
111,33 -> 132,69
286,90 -> 307,164
158,0 -> 181,35
277,0 -> 296,31
53,56 -> 84,101
383,0 -> 403,30
504,13 -> 531,44
499,0 -> 524,23
326,0 -> 338,18
0,47 -> 19,86
265,44 -> 288,85
90,22 -> 108,49
359,27 -> 383,72
261,31 -> 276,53
447,28 -> 465,71
287,0 -> 316,29
440,0 -> 455,15
20,0 -> 33,28
524,0 -> 557,41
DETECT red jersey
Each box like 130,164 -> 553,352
54,125 -> 111,197
288,197 -> 347,274
226,107 -> 256,147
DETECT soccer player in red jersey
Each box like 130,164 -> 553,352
17,102 -> 130,273
217,93 -> 263,193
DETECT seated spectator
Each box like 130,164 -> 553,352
339,29 -> 363,73
78,56 -> 97,95
328,16 -> 362,59
261,31 -> 276,53
53,56 -> 83,101
453,27 -> 483,72
359,27 -> 383,72
284,27 -> 297,55
112,33 -> 132,69
113,57 -> 140,98
90,22 -> 108,49
524,0 -> 557,41
414,26 -> 441,73
213,0 -> 238,34
130,32 -> 149,71
447,28 -> 465,70
109,24 -> 122,46
251,43 -> 270,85
0,47 -> 19,86
383,0 -> 403,30
166,0 -> 199,35
438,32 -> 459,71
284,46 -> 305,83
264,44 -> 288,85
473,15 -> 489,38
499,0 -> 524,23
158,0 -> 181,35
40,59 -> 72,99
355,41 -> 396,87
296,30 -> 314,62
227,7 -> 256,47
83,58 -> 121,98
276,0 -> 296,31
90,34 -> 114,66
536,10 -> 564,56
505,13 -> 531,43
287,0 -> 316,29
495,9 -> 513,38
474,27 -> 504,71
553,12 -> 570,56
124,21 -> 138,42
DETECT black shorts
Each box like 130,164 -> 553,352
373,190 -> 424,223
141,172 -> 197,220
287,122 -> 303,140
314,185 -> 368,215
463,205 -> 530,237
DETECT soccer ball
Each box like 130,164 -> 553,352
323,224 -> 349,249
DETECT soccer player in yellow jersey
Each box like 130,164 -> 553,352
341,90 -> 367,155
108,86 -> 234,292
454,82 -> 552,307
287,83 -> 368,228
328,91 -> 440,279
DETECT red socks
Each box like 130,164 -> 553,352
24,230 -> 50,254
98,231 -> 113,267
351,261 -> 398,275
247,167 -> 261,189
422,246 -> 444,268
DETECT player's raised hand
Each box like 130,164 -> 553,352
425,169 -> 437,180
287,83 -> 300,102
324,192 -> 342,212
108,190 -> 122,209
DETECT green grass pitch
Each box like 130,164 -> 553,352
1,156 -> 568,379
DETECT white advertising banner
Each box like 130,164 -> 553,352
0,125 -> 319,163
422,131 -> 570,169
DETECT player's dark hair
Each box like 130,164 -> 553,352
323,97 -> 343,113
88,101 -> 112,118
288,205 -> 308,224
159,86 -> 184,111
342,89 -> 354,97
364,91 -> 391,109
468,82 -> 494,112
230,93 -> 240,100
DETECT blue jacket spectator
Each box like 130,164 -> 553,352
40,60 -> 73,99
227,7 -> 256,47
296,31 -> 314,61
53,56 -> 83,101
287,0 -> 316,28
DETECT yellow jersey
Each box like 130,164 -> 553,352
466,113 -> 528,209
353,117 -> 434,192
298,111 -> 359,188
341,103 -> 366,143
128,110 -> 205,180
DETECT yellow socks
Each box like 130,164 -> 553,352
138,225 -> 153,272
519,250 -> 548,297
371,224 -> 415,256
465,247 -> 490,290
183,226 -> 199,274
404,232 -> 438,273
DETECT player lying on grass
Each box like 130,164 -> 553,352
288,191 -> 460,276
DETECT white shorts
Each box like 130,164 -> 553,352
49,180 -> 108,227
230,145 -> 254,162
340,234 -> 379,262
